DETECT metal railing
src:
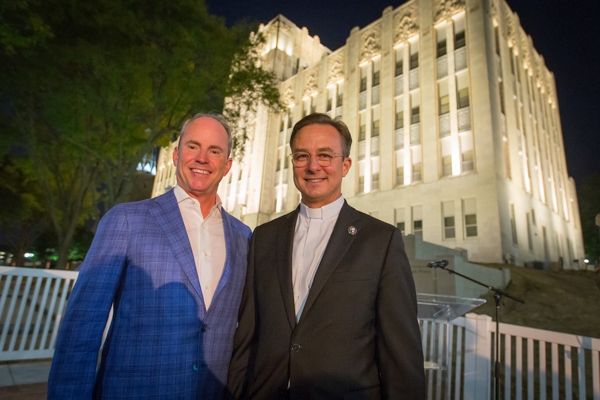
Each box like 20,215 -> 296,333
1,268 -> 598,399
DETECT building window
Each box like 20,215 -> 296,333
412,161 -> 422,182
372,58 -> 380,87
412,205 -> 423,236
443,201 -> 456,240
395,52 -> 403,76
462,150 -> 474,172
371,174 -> 379,191
396,166 -> 404,186
396,150 -> 404,186
410,45 -> 419,70
358,176 -> 365,193
359,113 -> 367,141
510,203 -> 518,245
371,158 -> 380,191
360,66 -> 367,92
460,131 -> 474,172
395,208 -> 405,234
327,87 -> 334,112
454,17 -> 466,49
411,105 -> 420,124
510,50 -> 516,75
438,82 -> 449,115
395,109 -> 404,130
463,198 -> 477,238
372,116 -> 380,137
441,137 -> 452,177
358,161 -> 365,194
336,81 -> 344,108
494,25 -> 501,56
456,73 -> 470,109
442,156 -> 452,177
437,28 -> 447,57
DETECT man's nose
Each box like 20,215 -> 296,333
306,155 -> 321,172
195,150 -> 209,163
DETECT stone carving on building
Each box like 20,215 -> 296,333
434,0 -> 466,25
327,49 -> 345,85
393,1 -> 419,45
491,0 -> 498,21
282,79 -> 296,106
504,4 -> 517,48
521,33 -> 532,72
303,67 -> 319,98
359,23 -> 382,63
278,20 -> 294,37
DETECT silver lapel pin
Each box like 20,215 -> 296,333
348,226 -> 357,235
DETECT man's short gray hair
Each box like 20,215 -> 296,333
178,113 -> 232,157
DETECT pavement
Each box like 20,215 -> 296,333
0,360 -> 50,400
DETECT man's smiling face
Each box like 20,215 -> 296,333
291,124 -> 351,209
173,117 -> 232,202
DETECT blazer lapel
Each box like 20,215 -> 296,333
213,209 -> 233,302
300,202 -> 361,321
277,207 -> 300,330
150,190 -> 205,309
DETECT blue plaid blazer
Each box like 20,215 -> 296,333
48,189 -> 251,399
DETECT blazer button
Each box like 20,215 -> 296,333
192,363 -> 198,371
292,344 -> 300,352
201,324 -> 208,332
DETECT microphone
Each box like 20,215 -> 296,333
427,260 -> 449,269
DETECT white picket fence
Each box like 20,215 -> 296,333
1,266 -> 599,399
0,266 -> 78,361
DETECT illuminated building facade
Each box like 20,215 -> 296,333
152,0 -> 584,268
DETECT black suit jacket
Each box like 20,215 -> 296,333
226,202 -> 425,400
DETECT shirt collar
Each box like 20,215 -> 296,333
299,195 -> 344,220
173,184 -> 222,212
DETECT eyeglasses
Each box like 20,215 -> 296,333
290,152 -> 346,167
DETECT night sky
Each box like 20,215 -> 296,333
206,0 -> 600,187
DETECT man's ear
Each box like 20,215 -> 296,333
342,157 -> 352,177
173,147 -> 179,167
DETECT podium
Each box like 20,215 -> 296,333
417,294 -> 485,371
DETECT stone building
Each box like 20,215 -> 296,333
152,0 -> 584,268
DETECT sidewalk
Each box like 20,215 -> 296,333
0,360 -> 50,400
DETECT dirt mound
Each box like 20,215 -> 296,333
471,264 -> 600,339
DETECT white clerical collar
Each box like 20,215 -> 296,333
173,184 -> 222,211
299,195 -> 345,220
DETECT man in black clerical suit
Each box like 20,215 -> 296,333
226,113 -> 425,400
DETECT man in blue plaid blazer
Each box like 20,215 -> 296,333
48,114 -> 251,399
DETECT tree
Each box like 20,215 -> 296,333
0,156 -> 46,266
224,31 -> 283,160
1,0 -> 281,269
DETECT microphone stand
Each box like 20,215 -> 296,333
427,260 -> 524,400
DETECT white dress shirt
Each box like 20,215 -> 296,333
292,195 -> 345,322
174,185 -> 226,310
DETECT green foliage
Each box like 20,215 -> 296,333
0,0 -> 52,56
224,31 -> 283,160
0,156 -> 46,266
0,0 -> 281,268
